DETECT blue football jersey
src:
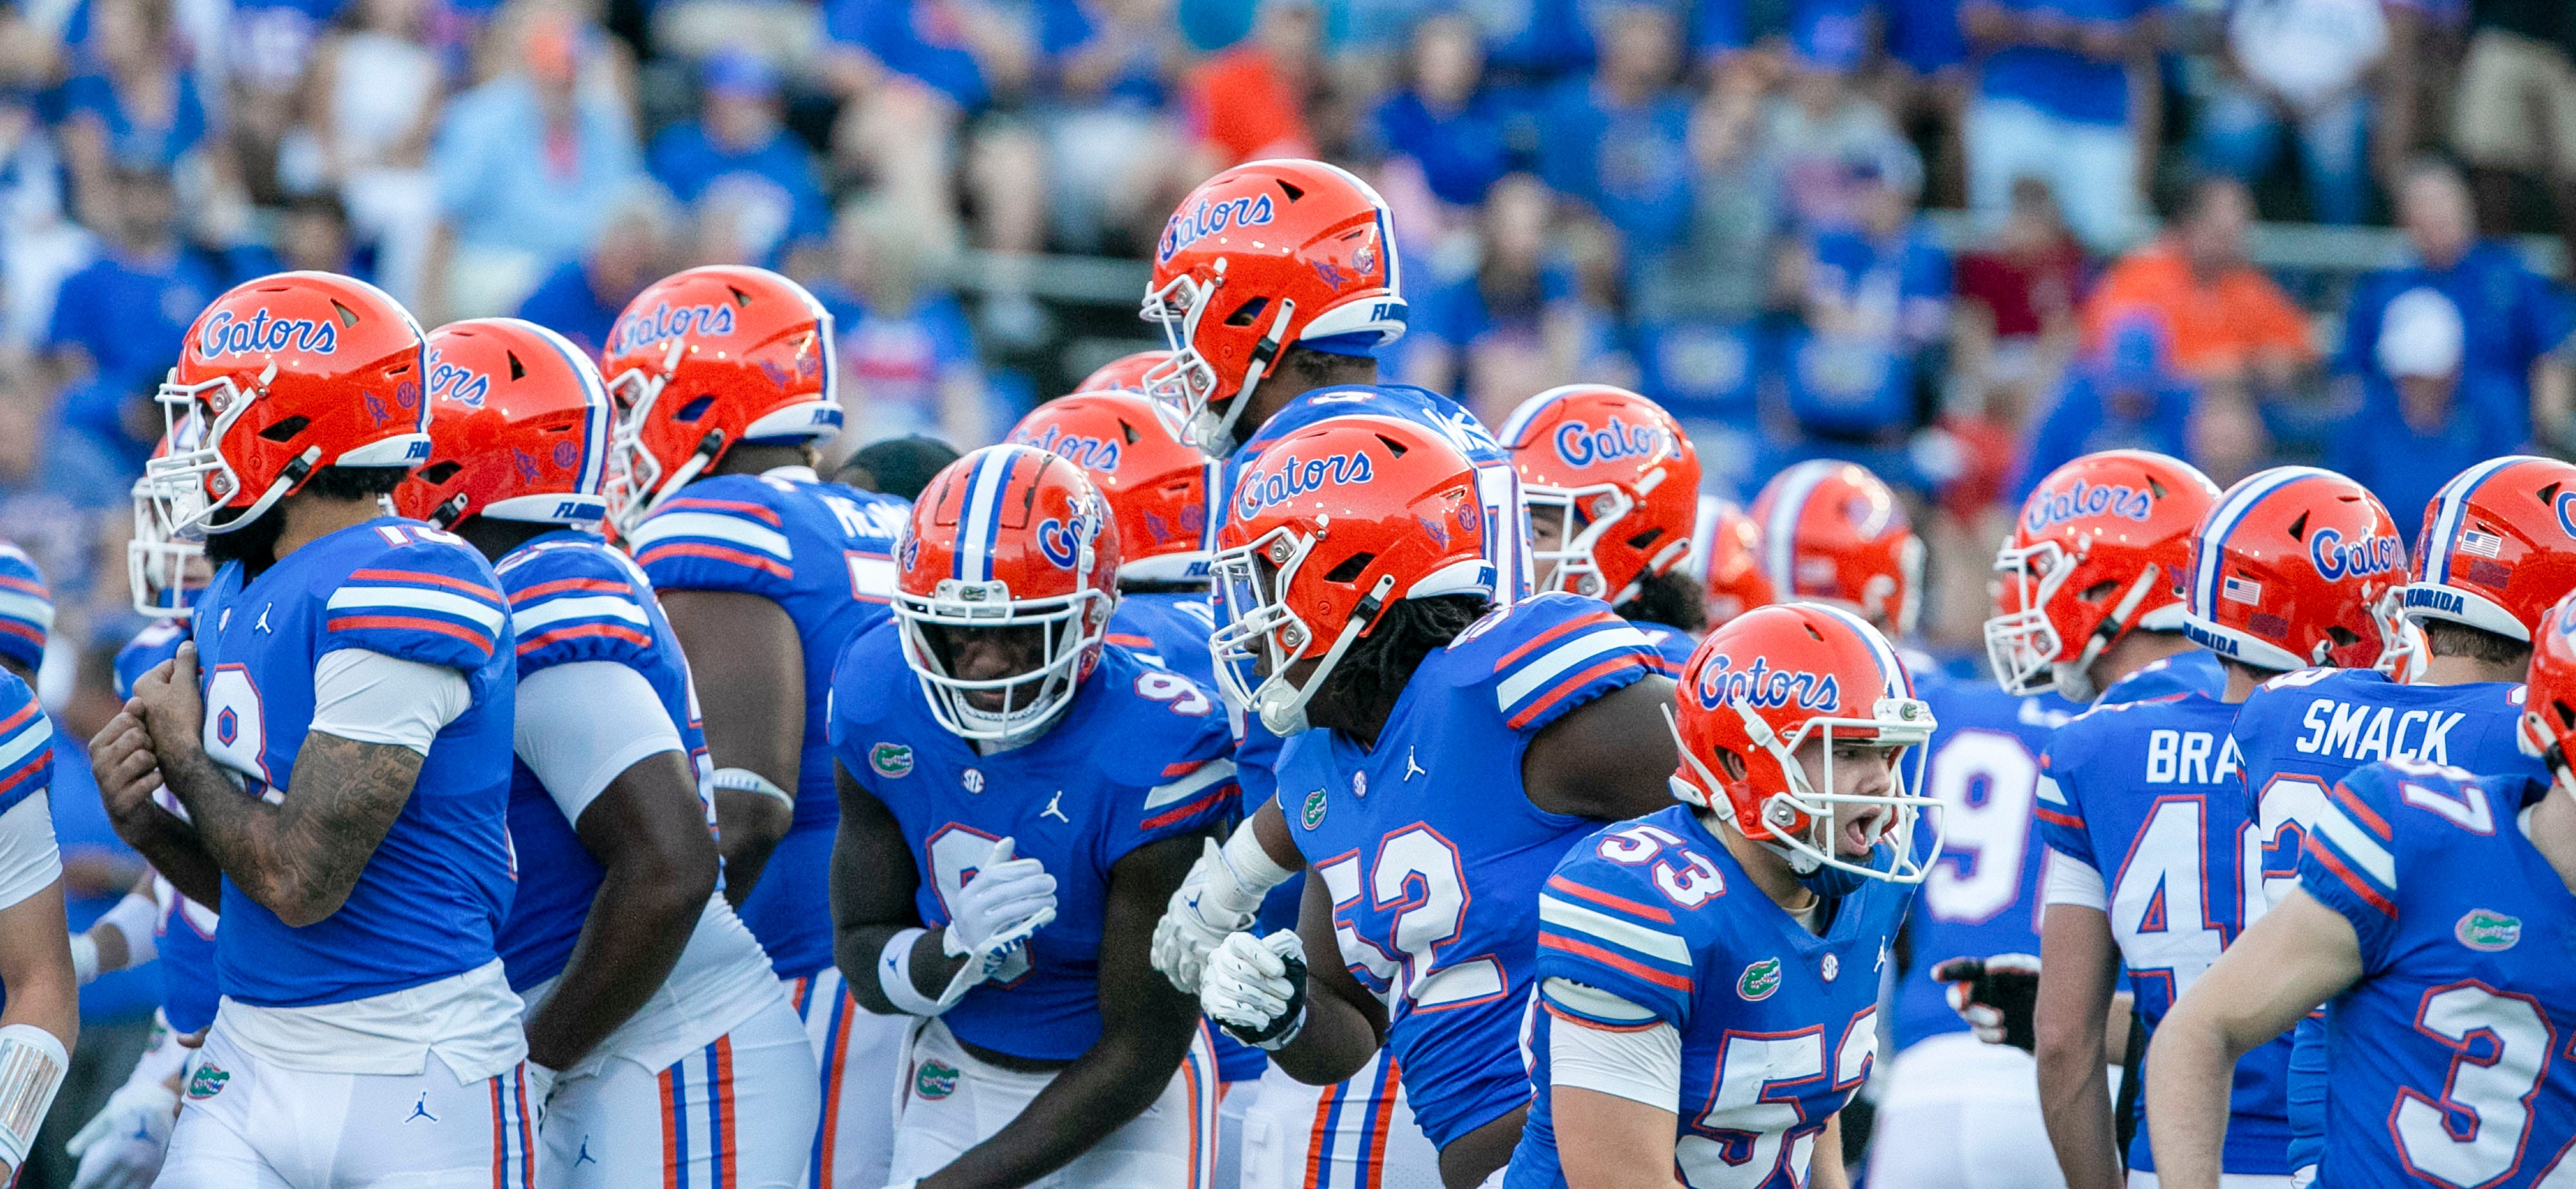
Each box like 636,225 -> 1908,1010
828,624 -> 1238,1061
1628,618 -> 1697,677
1276,592 -> 1660,1148
1106,589 -> 1219,680
115,618 -> 225,1034
1506,806 -> 1913,1189
191,518 -> 517,1008
1891,672 -> 2079,1051
629,466 -> 908,979
2300,761 -> 2576,1188
2232,666 -> 2543,1173
492,530 -> 714,992
2034,690 -> 2291,1174
2099,649 -> 2228,705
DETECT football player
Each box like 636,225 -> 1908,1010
2033,466 -> 2410,1189
1501,384 -> 1706,672
397,318 -> 821,1182
1685,495 -> 1773,631
1749,459 -> 1922,641
1506,603 -> 1940,1187
1142,158 -> 1528,1189
1007,388 -> 1217,676
0,547 -> 77,1183
2143,587 -> 2576,1188
1182,417 -> 1681,1188
602,264 -> 912,1187
2221,455 -> 2576,1181
92,272 -> 535,1184
826,444 -> 1237,1184
1873,450 -> 2222,1189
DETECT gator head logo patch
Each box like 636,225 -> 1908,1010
1301,787 -> 1328,830
870,743 -> 914,778
2456,908 -> 2523,952
914,1060 -> 960,1100
1738,957 -> 1783,1001
187,1062 -> 231,1099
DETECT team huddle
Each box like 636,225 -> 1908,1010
0,155 -> 2566,1189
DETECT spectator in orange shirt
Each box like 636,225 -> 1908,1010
2081,176 -> 2316,389
1180,0 -> 1318,170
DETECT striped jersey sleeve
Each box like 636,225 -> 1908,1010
1110,707 -> 1242,858
320,534 -> 510,671
629,492 -> 797,599
0,671 -> 53,817
115,618 -> 189,701
2032,737 -> 2096,873
2298,766 -> 2407,968
1477,594 -> 1659,734
1534,856 -> 1696,1028
497,544 -> 661,677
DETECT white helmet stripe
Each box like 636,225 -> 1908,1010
956,448 -> 1019,582
1761,462 -> 1834,599
1498,386 -> 1579,448
1806,600 -> 1909,699
2424,455 -> 2537,585
2192,466 -> 2331,614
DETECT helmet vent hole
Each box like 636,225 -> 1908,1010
2079,580 -> 2120,603
2286,511 -> 2311,542
1117,419 -> 1141,445
2327,626 -> 2362,648
1803,622 -> 1824,642
2543,482 -> 2564,505
1276,180 -> 1305,202
727,286 -> 752,307
1627,528 -> 1664,550
2555,700 -> 2576,730
1716,748 -> 1748,781
1225,297 -> 1271,327
330,300 -> 358,327
1323,553 -> 1374,584
1374,434 -> 1408,457
259,415 -> 311,442
2147,476 -> 2168,499
676,394 -> 715,422
505,352 -> 526,381
415,461 -> 462,485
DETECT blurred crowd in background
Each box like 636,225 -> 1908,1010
3,0 -> 2576,1174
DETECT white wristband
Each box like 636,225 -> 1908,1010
0,1023 -> 69,1170
1214,819 -> 1296,914
68,933 -> 97,986
99,889 -> 160,968
877,927 -> 949,1017
713,767 -> 797,810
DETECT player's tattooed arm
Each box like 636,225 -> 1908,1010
2145,891 -> 2360,1189
661,590 -> 803,906
831,765 -> 974,1010
2032,904 -> 2129,1189
91,708 -> 224,907
525,748 -> 717,1071
1523,676 -> 1681,821
1264,867 -> 1390,1087
127,645 -> 417,927
921,830 -> 1214,1189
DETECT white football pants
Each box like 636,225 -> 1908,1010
155,1030 -> 541,1188
887,1018 -> 1218,1186
537,996 -> 819,1187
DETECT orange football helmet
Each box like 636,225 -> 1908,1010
1008,392 -> 1209,584
2517,589 -> 2576,767
1141,160 -> 1407,452
1689,495 -> 1774,629
393,319 -> 615,530
1750,460 -> 1921,636
1986,450 -> 2221,700
599,265 -> 839,535
2182,466 -> 2410,673
146,271 -> 430,538
893,444 -> 1120,741
1499,385 -> 1701,605
2402,455 -> 2576,643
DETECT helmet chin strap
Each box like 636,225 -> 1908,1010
644,430 -> 725,519
2058,562 -> 2163,702
1197,299 -> 1299,455
1255,573 -> 1392,736
205,446 -> 321,535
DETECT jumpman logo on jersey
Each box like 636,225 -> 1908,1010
1405,748 -> 1426,781
1041,791 -> 1069,823
256,604 -> 273,634
574,1139 -> 598,1166
404,1092 -> 438,1124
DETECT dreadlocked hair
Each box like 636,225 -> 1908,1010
1618,569 -> 1707,635
2425,620 -> 2532,668
1323,594 -> 1492,717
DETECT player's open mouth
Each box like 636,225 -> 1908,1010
1839,806 -> 1889,856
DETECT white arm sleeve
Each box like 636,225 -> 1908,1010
1543,978 -> 1683,1110
0,794 -> 60,913
2043,850 -> 2110,911
307,649 -> 472,754
513,661 -> 686,826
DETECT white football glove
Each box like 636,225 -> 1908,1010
66,1081 -> 179,1189
1201,930 -> 1309,1051
1153,837 -> 1266,995
940,837 -> 1056,998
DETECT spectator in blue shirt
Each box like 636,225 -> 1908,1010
57,0 -> 212,230
1401,173 -> 1616,421
649,50 -> 829,269
430,11 -> 640,318
514,181 -> 676,357
44,166 -> 216,385
2330,284 -> 2527,524
1805,146 -> 1951,352
1369,14 -> 1515,209
1963,0 -> 2162,248
2344,158 -> 2575,448
1537,5 -> 1696,260
2016,316 -> 2199,500
811,202 -> 989,453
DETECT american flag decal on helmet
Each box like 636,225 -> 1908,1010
2222,575 -> 2262,605
2457,529 -> 2505,559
